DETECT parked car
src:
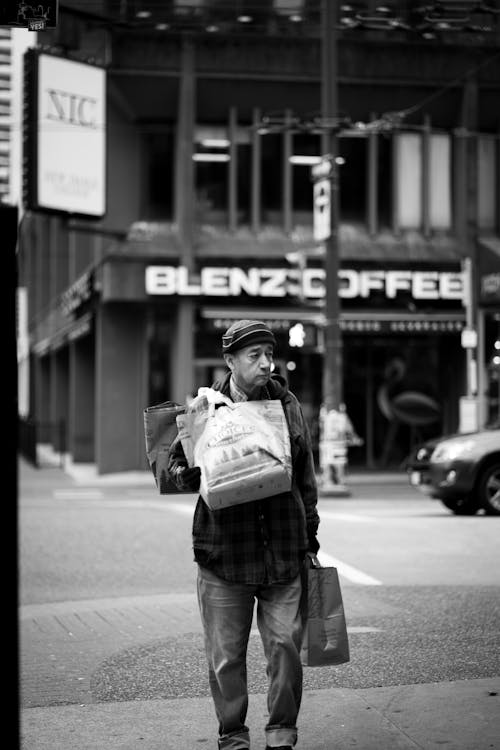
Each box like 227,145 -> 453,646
406,421 -> 500,515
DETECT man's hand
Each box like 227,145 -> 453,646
176,465 -> 201,492
307,532 -> 320,555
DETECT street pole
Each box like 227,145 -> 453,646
318,0 -> 350,496
321,0 -> 341,414
457,75 -> 479,433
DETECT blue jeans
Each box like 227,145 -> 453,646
197,565 -> 303,749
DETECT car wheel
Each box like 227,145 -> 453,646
440,496 -> 480,515
476,461 -> 500,516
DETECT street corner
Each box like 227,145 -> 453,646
90,633 -> 209,703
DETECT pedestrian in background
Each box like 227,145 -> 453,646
168,319 -> 320,750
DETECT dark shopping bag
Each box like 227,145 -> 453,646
300,555 -> 350,667
143,401 -> 186,494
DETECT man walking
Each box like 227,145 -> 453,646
168,319 -> 320,750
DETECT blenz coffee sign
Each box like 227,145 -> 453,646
145,265 -> 464,302
23,50 -> 106,218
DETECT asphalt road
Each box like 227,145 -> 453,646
18,460 -> 500,708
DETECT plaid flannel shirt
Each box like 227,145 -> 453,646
168,372 -> 320,584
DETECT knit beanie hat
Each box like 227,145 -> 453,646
222,319 -> 276,354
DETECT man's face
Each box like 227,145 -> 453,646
225,343 -> 274,396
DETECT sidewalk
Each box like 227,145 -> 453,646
37,444 -> 409,487
20,678 -> 500,749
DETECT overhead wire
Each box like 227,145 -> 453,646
4,3 -> 500,135
392,47 -> 500,121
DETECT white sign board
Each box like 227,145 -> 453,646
145,265 -> 465,301
37,53 -> 106,216
313,177 -> 330,241
311,159 -> 332,179
459,396 -> 479,433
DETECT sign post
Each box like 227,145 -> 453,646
315,0 -> 352,496
311,155 -> 351,495
319,407 -> 348,490
313,161 -> 331,242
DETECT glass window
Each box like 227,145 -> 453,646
377,134 -> 393,229
338,135 -> 367,224
429,134 -> 451,230
478,135 -> 497,231
143,130 -> 174,220
148,314 -> 172,406
395,132 -> 422,229
194,158 -> 228,220
262,132 -> 283,222
237,141 -> 251,223
193,124 -> 234,223
291,133 -> 319,217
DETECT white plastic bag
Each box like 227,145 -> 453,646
177,388 -> 292,510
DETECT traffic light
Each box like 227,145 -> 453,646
289,323 -> 306,348
288,322 -> 318,349
492,340 -> 500,368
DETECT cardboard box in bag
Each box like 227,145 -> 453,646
177,390 -> 292,510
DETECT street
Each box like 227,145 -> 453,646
11,5 -> 500,747
18,457 -> 500,715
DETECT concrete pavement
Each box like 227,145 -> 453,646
18,456 -> 500,749
19,678 -> 500,750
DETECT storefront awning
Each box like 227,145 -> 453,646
32,312 -> 93,356
201,308 -> 465,334
123,221 -> 462,262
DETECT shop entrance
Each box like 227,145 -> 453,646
344,335 -> 462,469
284,333 -> 463,471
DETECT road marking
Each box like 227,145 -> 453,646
166,501 -> 196,515
49,494 -> 196,513
166,505 -> 380,524
318,510 -> 379,524
118,499 -> 195,514
317,550 -> 382,586
46,496 -> 378,587
165,506 -> 382,585
124,500 -> 194,514
53,489 -> 104,500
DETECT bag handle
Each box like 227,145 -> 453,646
305,551 -> 322,569
197,387 -> 233,407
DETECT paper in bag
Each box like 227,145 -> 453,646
176,387 -> 231,468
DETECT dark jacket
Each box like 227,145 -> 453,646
167,372 -> 320,584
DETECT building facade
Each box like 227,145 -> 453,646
16,2 -> 500,473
